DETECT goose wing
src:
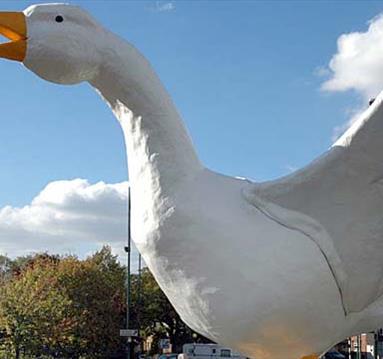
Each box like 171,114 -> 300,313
244,92 -> 383,314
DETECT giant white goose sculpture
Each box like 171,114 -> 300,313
1,4 -> 383,359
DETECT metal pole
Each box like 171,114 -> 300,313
375,331 -> 378,359
126,187 -> 132,359
357,335 -> 361,359
138,253 -> 142,353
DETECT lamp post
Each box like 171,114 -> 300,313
121,187 -> 139,358
138,253 -> 142,353
375,331 -> 378,359
125,187 -> 132,359
357,335 -> 361,359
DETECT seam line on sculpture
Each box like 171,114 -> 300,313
246,194 -> 348,317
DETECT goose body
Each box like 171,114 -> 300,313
1,4 -> 383,359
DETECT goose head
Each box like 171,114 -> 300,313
0,3 -> 105,84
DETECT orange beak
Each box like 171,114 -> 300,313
0,12 -> 27,62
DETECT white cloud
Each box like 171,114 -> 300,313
0,179 -> 140,265
152,1 -> 175,12
320,14 -> 383,141
322,14 -> 383,100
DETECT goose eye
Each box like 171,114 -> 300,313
55,15 -> 64,23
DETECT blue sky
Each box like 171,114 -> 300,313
1,0 -> 383,260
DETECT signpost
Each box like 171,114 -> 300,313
120,329 -> 139,338
121,188 -> 139,358
121,188 -> 142,358
159,339 -> 171,350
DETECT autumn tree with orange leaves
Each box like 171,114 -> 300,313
0,247 -> 126,359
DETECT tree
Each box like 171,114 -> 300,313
0,248 -> 212,358
130,268 -> 212,353
0,247 -> 126,358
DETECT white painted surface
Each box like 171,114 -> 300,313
17,4 -> 383,358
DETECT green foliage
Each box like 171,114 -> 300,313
130,268 -> 212,353
0,247 -> 126,358
0,248 -> 211,358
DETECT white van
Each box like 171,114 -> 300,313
178,343 -> 247,359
